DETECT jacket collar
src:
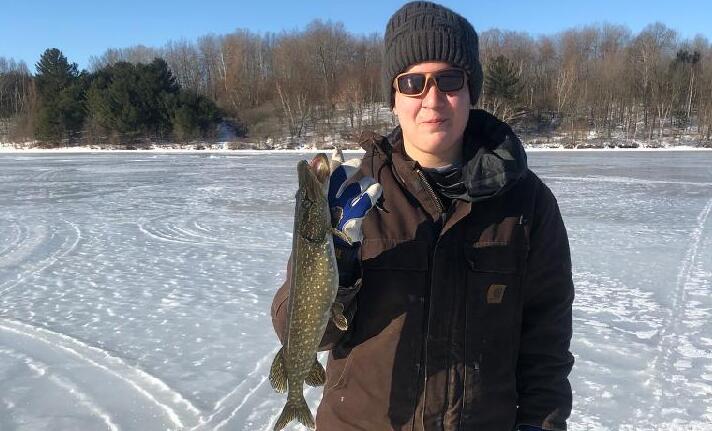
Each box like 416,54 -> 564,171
361,109 -> 528,204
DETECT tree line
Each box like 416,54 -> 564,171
1,49 -> 220,146
478,23 -> 712,145
1,20 -> 712,147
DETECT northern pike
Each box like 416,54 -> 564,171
270,153 -> 347,430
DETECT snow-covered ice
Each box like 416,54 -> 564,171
1,151 -> 711,430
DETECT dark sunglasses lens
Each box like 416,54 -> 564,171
435,71 -> 465,92
397,74 -> 426,95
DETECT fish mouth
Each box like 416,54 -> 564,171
310,153 -> 330,183
297,153 -> 330,201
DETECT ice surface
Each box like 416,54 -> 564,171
1,151 -> 711,430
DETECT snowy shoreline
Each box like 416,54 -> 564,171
1,145 -> 711,154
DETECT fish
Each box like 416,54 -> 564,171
270,153 -> 347,430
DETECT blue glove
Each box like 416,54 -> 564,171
328,150 -> 382,248
326,150 -> 382,330
517,425 -> 544,431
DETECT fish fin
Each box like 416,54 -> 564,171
274,396 -> 315,430
269,347 -> 288,393
331,228 -> 351,244
305,356 -> 326,387
331,302 -> 349,331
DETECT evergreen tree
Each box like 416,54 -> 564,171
484,55 -> 523,102
136,58 -> 180,136
170,91 -> 221,142
86,57 -> 220,144
33,48 -> 86,142
483,55 -> 524,122
87,62 -> 144,137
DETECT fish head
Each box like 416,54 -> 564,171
295,153 -> 331,242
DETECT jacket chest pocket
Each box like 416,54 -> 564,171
463,243 -> 525,387
465,244 -> 523,325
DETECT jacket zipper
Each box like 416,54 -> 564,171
415,167 -> 445,430
416,168 -> 445,214
419,242 -> 439,430
390,162 -> 445,429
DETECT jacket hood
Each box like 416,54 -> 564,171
460,109 -> 528,202
361,109 -> 528,203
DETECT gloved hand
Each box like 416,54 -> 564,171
516,425 -> 544,431
328,149 -> 382,248
326,149 -> 382,331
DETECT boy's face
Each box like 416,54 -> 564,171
393,61 -> 470,168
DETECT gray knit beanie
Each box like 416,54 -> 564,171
383,1 -> 483,107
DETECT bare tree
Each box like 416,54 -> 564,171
164,39 -> 202,94
273,32 -> 319,139
88,45 -> 160,71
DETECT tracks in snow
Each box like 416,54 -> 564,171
137,215 -> 227,246
191,346 -> 325,431
0,318 -> 201,430
0,323 -> 321,431
192,345 -> 279,430
0,346 -> 120,431
0,224 -> 25,261
648,197 -> 712,419
0,219 -> 81,296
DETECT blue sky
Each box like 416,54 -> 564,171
1,0 -> 711,71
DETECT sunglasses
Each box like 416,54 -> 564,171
393,69 -> 467,97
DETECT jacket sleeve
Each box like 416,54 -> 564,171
270,254 -> 361,351
515,181 -> 575,430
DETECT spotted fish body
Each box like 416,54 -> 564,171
270,153 -> 340,430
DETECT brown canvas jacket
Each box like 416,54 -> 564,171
271,110 -> 574,431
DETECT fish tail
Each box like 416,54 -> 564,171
274,395 -> 314,431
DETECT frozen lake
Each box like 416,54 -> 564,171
0,151 -> 711,430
